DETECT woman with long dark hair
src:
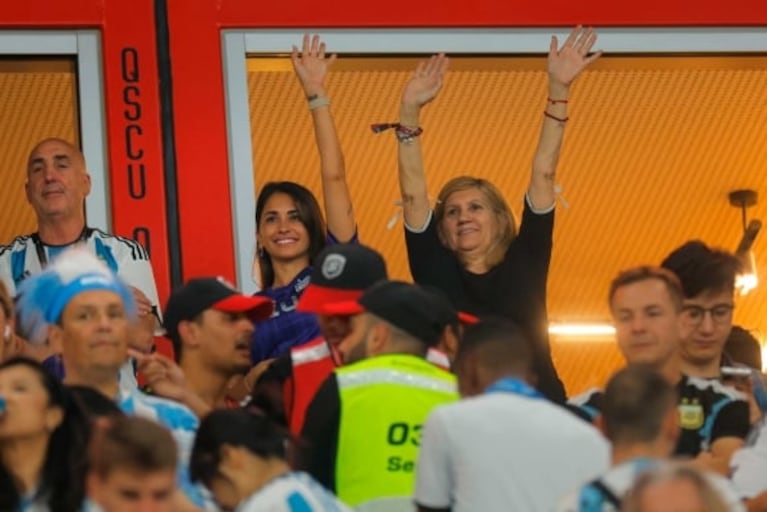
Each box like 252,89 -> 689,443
249,34 -> 356,364
0,357 -> 89,511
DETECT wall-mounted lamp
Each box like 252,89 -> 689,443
729,189 -> 761,296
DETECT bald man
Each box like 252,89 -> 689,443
0,138 -> 160,388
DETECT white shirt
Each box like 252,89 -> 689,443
415,391 -> 610,512
117,389 -> 214,510
731,416 -> 767,498
0,228 -> 161,393
236,472 -> 353,512
0,228 -> 159,304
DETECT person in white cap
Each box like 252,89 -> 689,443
137,277 -> 274,416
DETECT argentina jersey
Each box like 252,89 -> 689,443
676,375 -> 750,456
0,228 -> 159,307
236,472 -> 353,512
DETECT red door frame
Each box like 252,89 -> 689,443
5,0 -> 765,292
3,0 -> 172,304
166,0 -> 767,285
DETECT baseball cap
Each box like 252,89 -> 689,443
16,247 -> 135,346
163,277 -> 274,340
296,243 -> 388,315
420,285 -> 479,327
323,281 -> 452,347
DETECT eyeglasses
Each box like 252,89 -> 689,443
683,304 -> 734,326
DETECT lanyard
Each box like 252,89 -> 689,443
31,226 -> 92,268
485,377 -> 544,400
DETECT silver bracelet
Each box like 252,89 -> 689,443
307,95 -> 330,110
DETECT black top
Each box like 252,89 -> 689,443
299,374 -> 341,491
259,353 -> 294,383
675,375 -> 750,457
567,376 -> 750,456
249,354 -> 294,427
405,198 -> 565,402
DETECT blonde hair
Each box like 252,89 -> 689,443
434,176 -> 517,269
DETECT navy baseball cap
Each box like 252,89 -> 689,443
323,281 -> 451,347
297,243 -> 388,315
163,277 -> 273,340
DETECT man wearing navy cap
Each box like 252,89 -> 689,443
139,277 -> 274,415
250,243 -> 388,434
301,280 -> 459,512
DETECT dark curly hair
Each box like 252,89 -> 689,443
661,240 -> 741,298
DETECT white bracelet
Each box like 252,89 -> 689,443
308,95 -> 330,110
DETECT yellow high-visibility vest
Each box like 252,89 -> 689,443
335,354 -> 458,510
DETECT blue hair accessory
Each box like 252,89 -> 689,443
751,372 -> 767,414
44,272 -> 134,324
17,248 -> 136,345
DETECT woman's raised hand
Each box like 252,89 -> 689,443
292,33 -> 336,97
401,53 -> 449,109
548,26 -> 602,88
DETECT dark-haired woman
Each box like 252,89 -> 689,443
250,34 -> 356,365
0,357 -> 89,512
191,409 -> 351,511
395,27 -> 601,402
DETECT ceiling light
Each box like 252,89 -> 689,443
736,250 -> 759,296
548,323 -> 616,337
729,189 -> 761,296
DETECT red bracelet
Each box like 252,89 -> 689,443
370,122 -> 424,142
543,111 -> 569,123
547,97 -> 569,105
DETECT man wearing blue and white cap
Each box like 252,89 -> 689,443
16,246 -> 210,510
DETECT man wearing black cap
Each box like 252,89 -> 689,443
137,276 -> 273,415
301,280 -> 458,512
249,243 -> 388,434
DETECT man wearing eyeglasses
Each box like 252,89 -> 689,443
569,266 -> 750,478
661,240 -> 741,379
658,241 -> 751,477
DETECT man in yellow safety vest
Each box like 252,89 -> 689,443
300,280 -> 459,512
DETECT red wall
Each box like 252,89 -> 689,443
3,0 -> 172,304
4,0 -> 766,301
166,0 -> 767,287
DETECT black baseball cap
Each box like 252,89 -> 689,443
296,243 -> 388,315
323,281 -> 452,347
163,277 -> 274,340
421,285 -> 479,327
